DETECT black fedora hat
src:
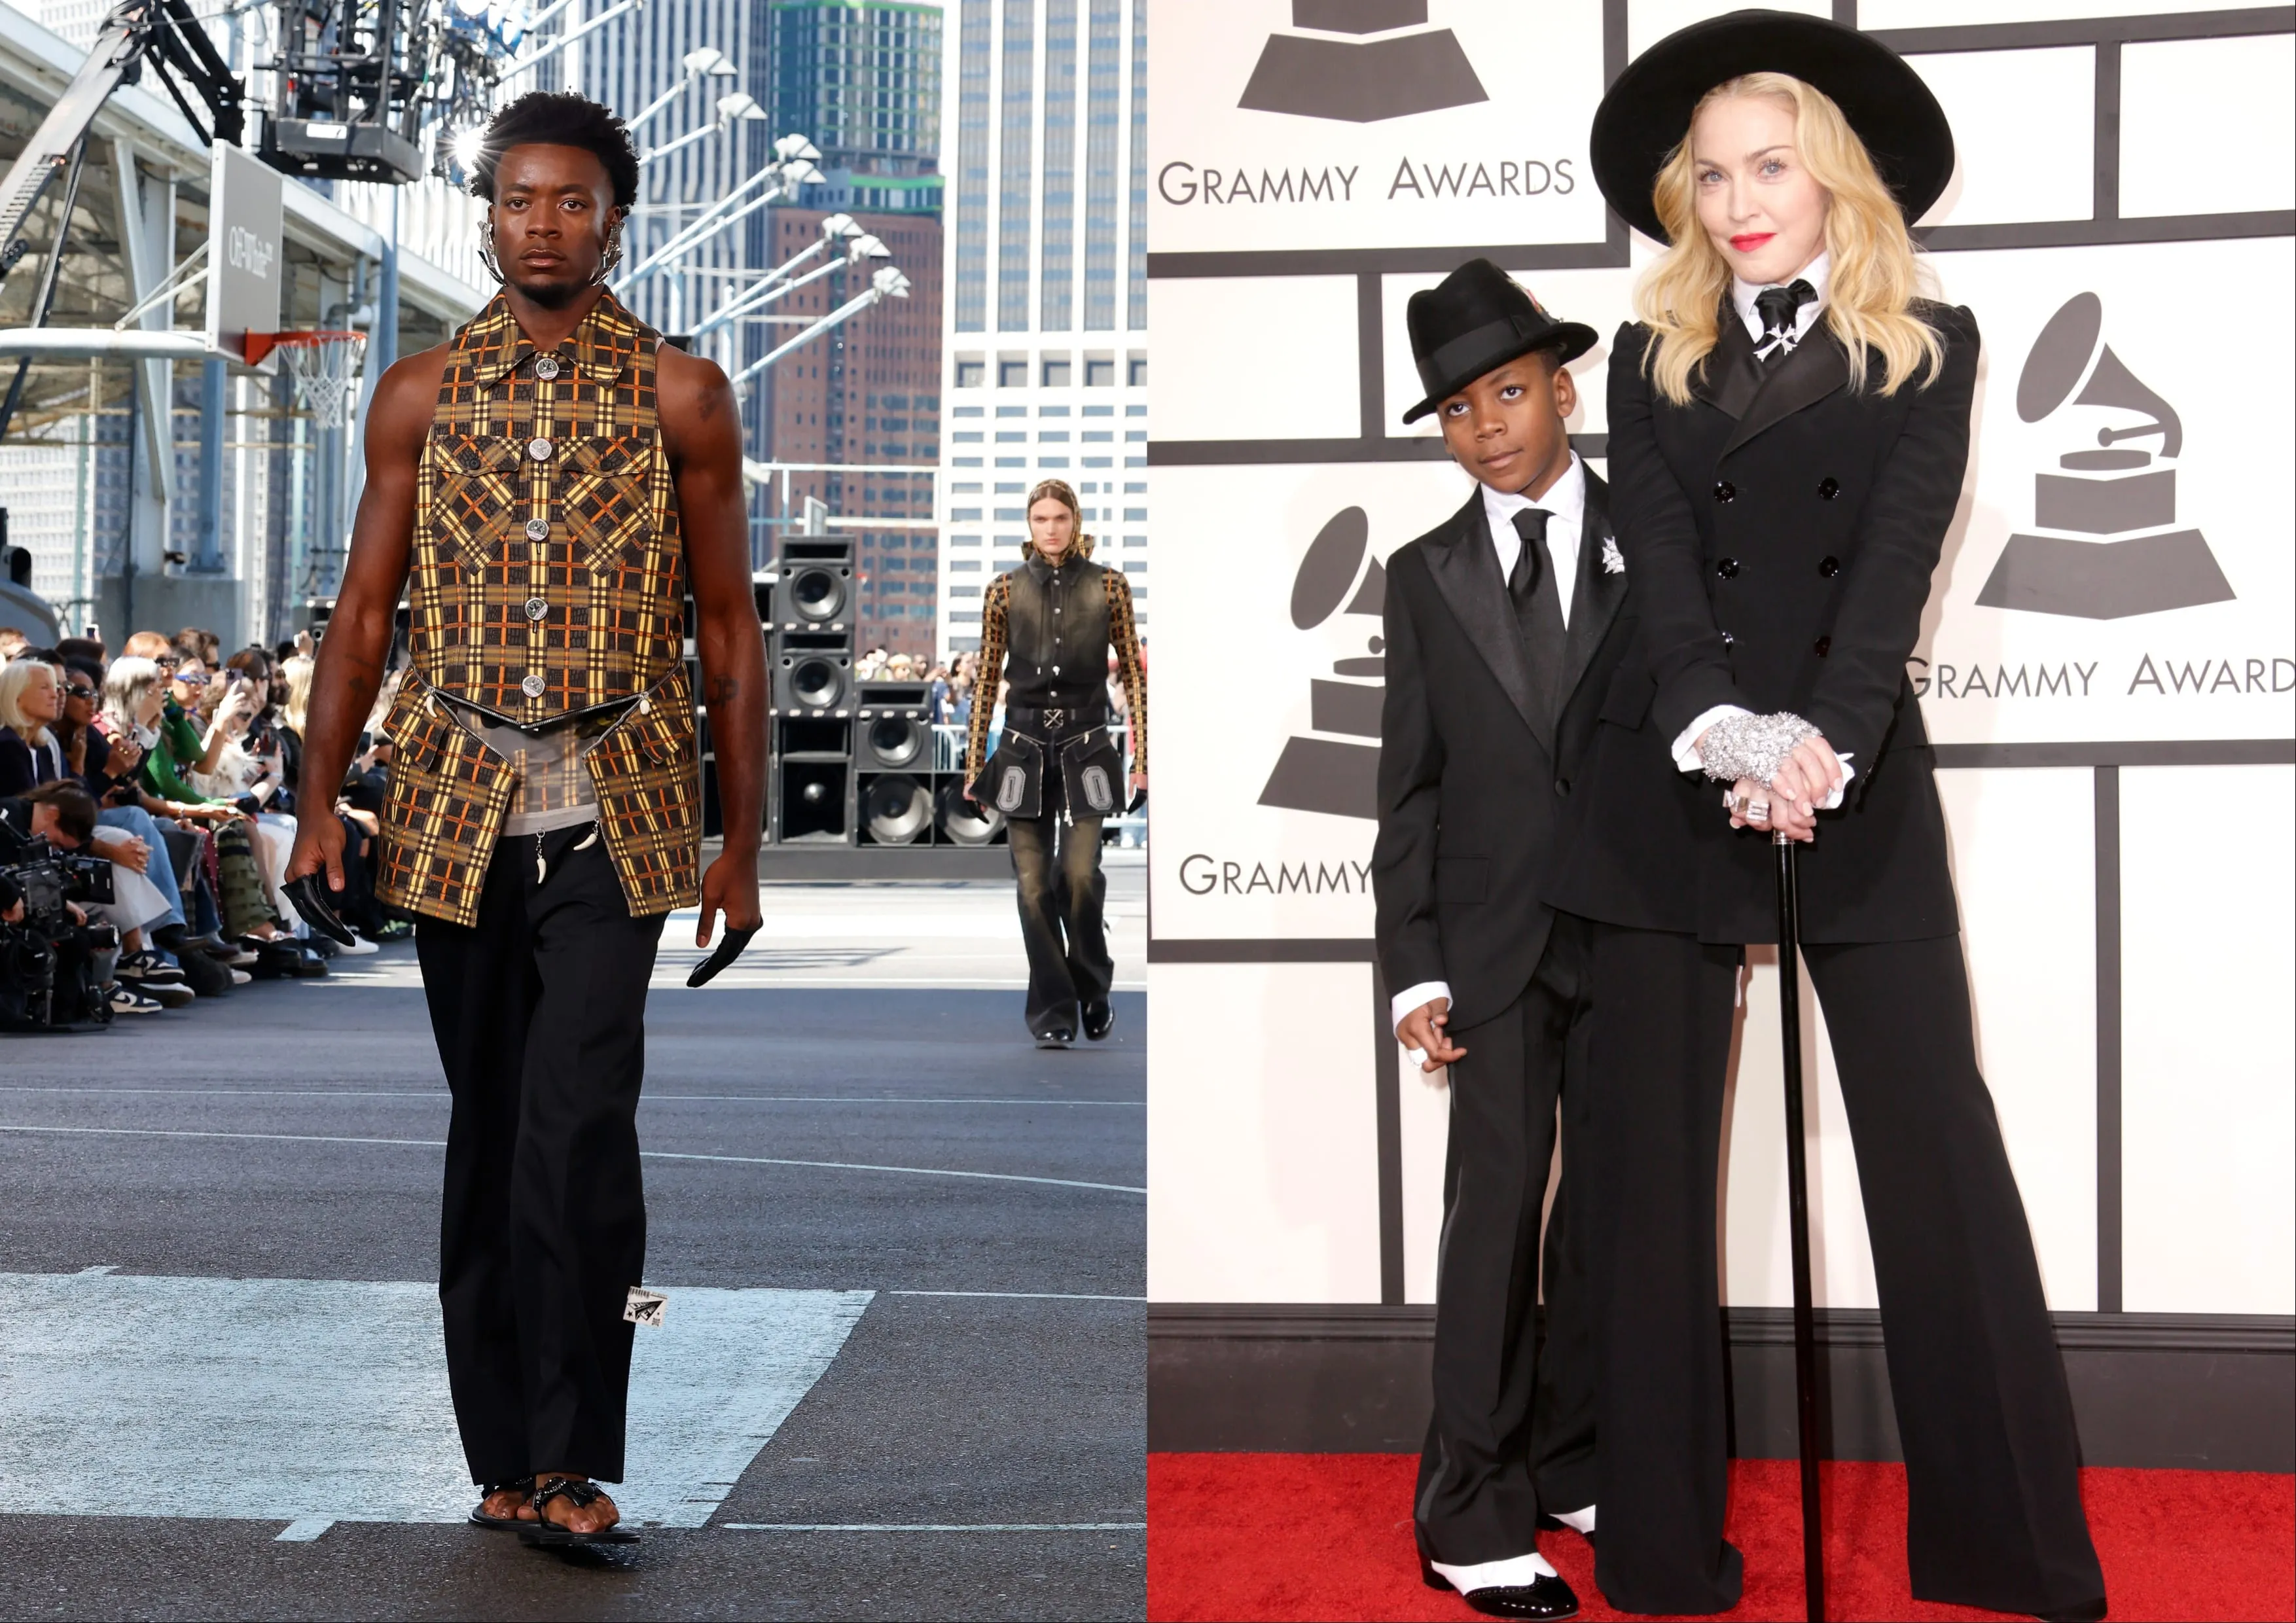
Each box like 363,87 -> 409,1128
1401,260 -> 1598,425
1590,9 -> 1954,244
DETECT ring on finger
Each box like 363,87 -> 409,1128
1748,800 -> 1772,823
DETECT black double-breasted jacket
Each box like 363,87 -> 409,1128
1372,469 -> 1636,1027
1549,301 -> 1981,946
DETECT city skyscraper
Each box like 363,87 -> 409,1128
935,0 -> 1149,656
771,0 -> 945,216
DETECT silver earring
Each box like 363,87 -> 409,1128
478,227 -> 504,285
592,219 -> 624,286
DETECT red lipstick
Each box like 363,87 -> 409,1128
1730,232 -> 1775,253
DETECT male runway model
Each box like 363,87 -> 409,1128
1372,261 -> 1634,1620
287,92 -> 766,1546
965,478 -> 1147,1047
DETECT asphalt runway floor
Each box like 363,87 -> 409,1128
0,876 -> 1144,1620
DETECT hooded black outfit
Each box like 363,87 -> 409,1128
967,548 -> 1147,1039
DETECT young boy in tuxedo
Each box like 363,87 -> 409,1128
1372,259 -> 1634,1620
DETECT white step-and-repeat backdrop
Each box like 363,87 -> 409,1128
1145,0 -> 2295,1323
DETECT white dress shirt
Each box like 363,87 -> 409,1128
1390,455 -> 1588,1040
1673,250 -> 1853,804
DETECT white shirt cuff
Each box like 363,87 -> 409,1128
1674,707 -> 1857,808
1391,980 -> 1451,1035
1672,705 -> 1753,774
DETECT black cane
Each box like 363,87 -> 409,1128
1774,830 -> 1825,1622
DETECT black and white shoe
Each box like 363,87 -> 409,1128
107,983 -> 168,1016
115,949 -> 187,989
1422,1559 -> 1579,1620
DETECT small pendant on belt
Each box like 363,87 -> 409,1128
534,832 -> 548,885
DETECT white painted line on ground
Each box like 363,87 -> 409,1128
76,1264 -> 117,1275
0,1273 -> 869,1529
889,1291 -> 1145,1302
0,1124 -> 1145,1196
275,1517 -> 334,1541
718,1522 -> 1146,1533
644,1149 -> 1145,1196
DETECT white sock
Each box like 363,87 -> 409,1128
1431,1550 -> 1559,1591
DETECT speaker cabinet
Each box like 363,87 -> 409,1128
859,772 -> 933,845
776,758 -> 851,842
774,631 -> 853,715
776,539 -> 855,629
937,779 -> 1005,846
856,680 -> 932,770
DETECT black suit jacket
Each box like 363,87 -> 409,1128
1372,469 -> 1636,1029
1548,304 -> 1979,944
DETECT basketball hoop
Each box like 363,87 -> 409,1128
246,330 -> 368,430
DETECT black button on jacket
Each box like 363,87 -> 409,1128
1548,303 -> 1980,946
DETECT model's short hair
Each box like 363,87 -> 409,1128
472,92 -> 640,210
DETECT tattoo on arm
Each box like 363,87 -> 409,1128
708,675 -> 741,707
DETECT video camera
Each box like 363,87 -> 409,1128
0,839 -> 119,1031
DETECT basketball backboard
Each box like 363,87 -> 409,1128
206,143 -> 283,368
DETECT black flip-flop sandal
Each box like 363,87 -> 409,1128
468,1480 -> 531,1531
518,1476 -> 639,1547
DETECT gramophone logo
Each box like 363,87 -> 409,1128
1976,292 -> 2234,620
1259,506 -> 1386,820
1238,0 -> 1487,124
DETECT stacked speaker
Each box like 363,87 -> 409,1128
852,682 -> 1006,847
769,538 -> 858,843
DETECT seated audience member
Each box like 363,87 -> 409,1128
0,778 -> 180,1015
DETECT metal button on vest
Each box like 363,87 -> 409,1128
533,355 -> 560,381
1818,555 -> 1841,578
520,673 -> 547,698
1814,636 -> 1832,657
1721,630 -> 1736,646
1713,480 -> 1736,503
1554,777 -> 1571,797
1817,476 -> 1840,499
525,597 -> 548,621
528,437 -> 554,461
1715,558 -> 1740,579
526,518 -> 548,541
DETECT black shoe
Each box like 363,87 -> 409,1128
1422,1560 -> 1579,1620
176,949 -> 234,999
1083,998 -> 1113,1041
1035,1028 -> 1075,1049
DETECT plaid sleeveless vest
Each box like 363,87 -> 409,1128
375,290 -> 701,925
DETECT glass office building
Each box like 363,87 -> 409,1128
771,0 -> 945,216
937,0 -> 1149,656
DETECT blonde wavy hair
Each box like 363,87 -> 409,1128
1636,72 -> 1943,405
0,656 -> 58,746
1023,478 -> 1095,561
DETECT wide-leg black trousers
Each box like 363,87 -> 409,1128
1006,780 -> 1110,1038
416,825 -> 666,1486
1584,923 -> 2104,1618
1415,914 -> 1600,1565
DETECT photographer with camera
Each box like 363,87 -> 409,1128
1,781 -> 130,1027
1,658 -> 188,1012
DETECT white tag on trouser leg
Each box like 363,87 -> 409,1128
623,1287 -> 668,1328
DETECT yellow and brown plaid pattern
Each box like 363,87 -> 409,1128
382,290 -> 700,924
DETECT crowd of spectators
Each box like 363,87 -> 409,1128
0,623 -> 407,1024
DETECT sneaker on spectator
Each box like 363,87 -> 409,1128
370,919 -> 414,943
116,949 -> 188,988
139,979 -> 197,1009
228,969 -> 253,987
176,951 -> 235,999
108,983 -> 168,1016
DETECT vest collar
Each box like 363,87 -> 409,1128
461,289 -> 647,387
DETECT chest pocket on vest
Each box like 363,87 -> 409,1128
562,435 -> 658,574
432,434 -> 522,568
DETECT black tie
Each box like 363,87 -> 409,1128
1509,507 -> 1563,725
1754,279 -> 1816,363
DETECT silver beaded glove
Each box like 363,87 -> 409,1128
1698,709 -> 1820,785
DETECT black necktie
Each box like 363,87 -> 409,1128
1509,507 -> 1563,724
1754,279 -> 1816,364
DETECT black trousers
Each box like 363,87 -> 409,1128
1006,776 -> 1110,1037
1584,923 -> 2105,1618
1416,914 -> 1600,1565
416,825 -> 666,1486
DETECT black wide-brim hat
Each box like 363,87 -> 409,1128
1401,259 -> 1598,425
1590,9 -> 1954,244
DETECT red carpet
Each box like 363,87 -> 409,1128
1149,1454 -> 2295,1622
